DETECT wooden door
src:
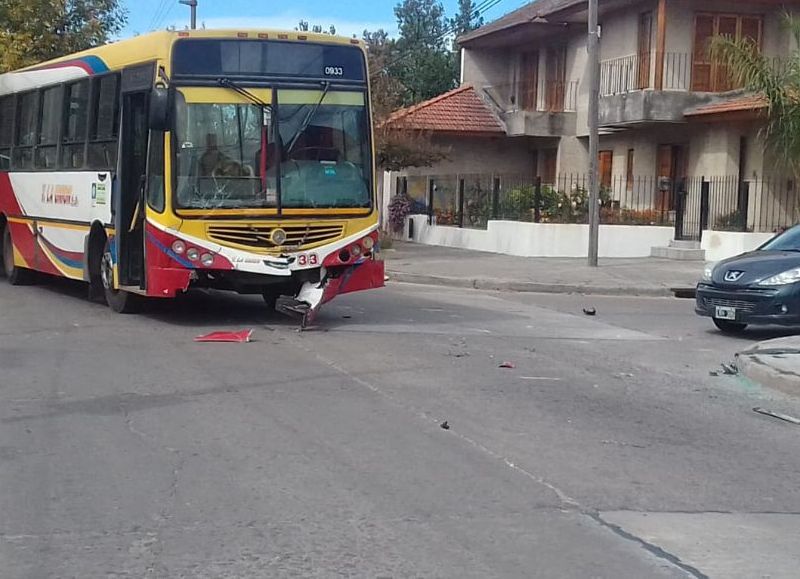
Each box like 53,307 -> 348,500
520,51 -> 539,111
656,145 -> 687,210
714,15 -> 739,92
546,47 -> 566,112
691,14 -> 714,91
542,149 -> 558,184
599,151 -> 613,189
637,12 -> 653,89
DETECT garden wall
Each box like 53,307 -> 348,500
701,230 -> 775,262
405,215 -> 674,258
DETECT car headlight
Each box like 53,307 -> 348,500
759,267 -> 800,286
701,264 -> 714,283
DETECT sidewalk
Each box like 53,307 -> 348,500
383,241 -> 703,297
737,337 -> 800,397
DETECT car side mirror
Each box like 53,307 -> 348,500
149,87 -> 173,131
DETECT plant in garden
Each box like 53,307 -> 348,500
388,193 -> 413,232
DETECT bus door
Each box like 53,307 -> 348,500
116,67 -> 153,289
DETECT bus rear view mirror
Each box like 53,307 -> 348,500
149,87 -> 173,131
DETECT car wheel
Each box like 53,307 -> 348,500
713,318 -> 748,334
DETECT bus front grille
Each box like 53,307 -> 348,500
207,223 -> 346,251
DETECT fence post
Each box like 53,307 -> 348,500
534,176 -> 542,223
673,178 -> 686,239
492,176 -> 500,220
457,178 -> 465,228
699,177 -> 710,241
402,176 -> 408,196
738,180 -> 750,232
427,178 -> 435,225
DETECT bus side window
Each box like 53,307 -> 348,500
61,80 -> 90,170
0,96 -> 13,170
14,92 -> 37,170
88,74 -> 120,170
36,86 -> 62,170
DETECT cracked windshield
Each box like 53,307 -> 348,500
175,90 -> 371,210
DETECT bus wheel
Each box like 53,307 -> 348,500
101,238 -> 141,314
2,224 -> 34,285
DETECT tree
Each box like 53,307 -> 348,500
0,0 -> 127,72
712,13 -> 800,173
390,0 -> 457,105
363,28 -> 447,170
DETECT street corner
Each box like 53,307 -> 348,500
736,336 -> 800,397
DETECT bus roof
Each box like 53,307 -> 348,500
0,30 -> 366,95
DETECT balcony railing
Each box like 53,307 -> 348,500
600,52 -> 786,96
483,80 -> 579,113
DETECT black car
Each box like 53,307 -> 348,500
696,226 -> 800,333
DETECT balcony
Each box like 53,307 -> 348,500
482,80 -> 579,137
597,52 -> 783,127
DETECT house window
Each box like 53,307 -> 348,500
520,51 -> 539,111
626,149 -> 635,192
638,13 -> 652,89
545,47 -> 567,112
599,150 -> 613,189
692,13 -> 763,92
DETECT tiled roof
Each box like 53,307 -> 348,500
459,0 -> 583,44
383,85 -> 505,135
685,94 -> 767,118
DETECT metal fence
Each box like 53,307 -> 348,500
395,173 -> 799,237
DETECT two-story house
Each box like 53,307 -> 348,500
385,0 -> 798,235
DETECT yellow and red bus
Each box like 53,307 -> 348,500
0,30 -> 383,324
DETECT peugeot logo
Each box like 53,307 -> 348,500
724,270 -> 745,282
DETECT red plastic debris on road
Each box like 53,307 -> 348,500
194,330 -> 253,343
499,361 -> 516,369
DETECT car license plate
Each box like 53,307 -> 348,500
715,306 -> 737,320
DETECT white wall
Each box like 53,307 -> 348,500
406,215 -> 674,258
701,230 -> 775,262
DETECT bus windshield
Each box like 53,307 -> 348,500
174,89 -> 371,211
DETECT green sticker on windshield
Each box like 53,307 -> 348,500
324,166 -> 337,177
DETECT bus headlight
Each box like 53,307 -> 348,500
172,240 -> 186,255
187,248 -> 200,261
201,253 -> 215,267
350,244 -> 362,257
362,236 -> 374,250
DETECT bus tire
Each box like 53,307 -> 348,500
101,238 -> 142,314
2,223 -> 34,286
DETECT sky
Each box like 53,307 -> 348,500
123,0 -> 529,38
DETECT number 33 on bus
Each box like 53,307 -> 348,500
0,29 -> 384,325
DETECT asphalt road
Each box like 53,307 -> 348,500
2,276 -> 800,578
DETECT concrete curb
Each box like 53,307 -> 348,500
386,271 -> 682,297
736,350 -> 800,397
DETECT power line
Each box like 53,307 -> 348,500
148,0 -> 170,30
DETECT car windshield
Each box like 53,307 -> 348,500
760,227 -> 800,251
174,89 -> 371,211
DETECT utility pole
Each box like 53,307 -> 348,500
179,0 -> 198,30
587,0 -> 600,266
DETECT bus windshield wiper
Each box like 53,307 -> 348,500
217,77 -> 271,109
285,81 -> 331,156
